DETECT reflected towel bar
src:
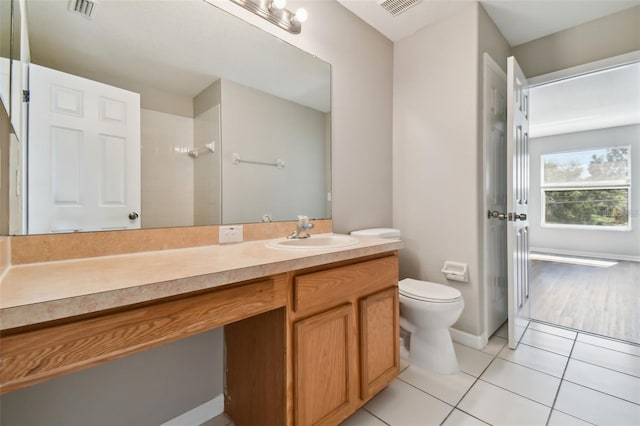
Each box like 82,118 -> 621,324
232,153 -> 285,169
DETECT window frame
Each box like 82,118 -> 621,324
540,145 -> 632,231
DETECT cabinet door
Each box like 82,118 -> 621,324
359,287 -> 399,400
294,304 -> 357,426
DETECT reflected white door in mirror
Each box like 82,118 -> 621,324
28,64 -> 141,234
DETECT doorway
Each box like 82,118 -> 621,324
526,59 -> 640,344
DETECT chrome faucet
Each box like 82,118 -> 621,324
288,215 -> 314,239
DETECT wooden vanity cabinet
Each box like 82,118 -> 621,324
0,247 -> 399,426
294,304 -> 358,425
291,254 -> 400,425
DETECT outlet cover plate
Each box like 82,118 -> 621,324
219,225 -> 243,244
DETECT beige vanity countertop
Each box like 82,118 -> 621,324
0,234 -> 403,331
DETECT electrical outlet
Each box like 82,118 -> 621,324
219,225 -> 243,244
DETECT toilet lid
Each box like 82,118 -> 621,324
399,278 -> 462,303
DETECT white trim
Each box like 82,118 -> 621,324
159,394 -> 224,426
528,50 -> 640,87
449,327 -> 487,351
530,247 -> 640,262
484,52 -> 507,79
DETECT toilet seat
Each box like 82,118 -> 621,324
399,278 -> 462,303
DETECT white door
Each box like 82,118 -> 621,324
28,64 -> 141,233
506,56 -> 530,349
483,53 -> 508,338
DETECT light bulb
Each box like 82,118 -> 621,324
270,0 -> 286,10
293,7 -> 308,23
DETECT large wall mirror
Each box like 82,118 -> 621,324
8,0 -> 331,235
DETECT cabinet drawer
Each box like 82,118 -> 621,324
294,256 -> 398,314
1,277 -> 286,394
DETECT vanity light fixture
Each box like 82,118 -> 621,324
229,0 -> 307,34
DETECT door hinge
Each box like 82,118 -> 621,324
22,90 -> 30,103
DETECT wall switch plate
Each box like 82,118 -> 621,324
219,225 -> 243,244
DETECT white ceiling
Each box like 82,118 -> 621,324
27,0 -> 331,112
530,62 -> 640,138
336,0 -> 640,45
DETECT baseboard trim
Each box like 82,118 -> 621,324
449,328 -> 487,350
530,247 -> 640,262
159,394 -> 224,426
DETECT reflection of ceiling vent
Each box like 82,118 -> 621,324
69,0 -> 97,19
377,0 -> 422,17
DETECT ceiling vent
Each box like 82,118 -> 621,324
69,0 -> 97,19
377,0 -> 422,17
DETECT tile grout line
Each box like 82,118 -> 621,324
436,405 -> 457,426
530,315 -> 640,350
575,339 -> 640,358
560,378 -> 640,406
473,375 -> 562,409
395,375 -> 456,408
518,341 -> 572,358
399,340 -> 504,425
545,330 -> 577,426
442,338 -> 507,425
522,323 -> 640,363
362,407 -> 391,426
568,356 -> 640,379
551,408 -> 598,426
386,322 -> 636,426
497,353 -> 566,379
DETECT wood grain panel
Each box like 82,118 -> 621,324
359,287 -> 399,400
294,256 -> 398,316
294,304 -> 357,426
0,276 -> 288,394
225,308 -> 286,426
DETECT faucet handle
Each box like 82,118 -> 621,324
294,215 -> 314,237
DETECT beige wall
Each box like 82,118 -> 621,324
394,3 -> 510,339
512,6 -> 640,78
529,125 -> 640,258
140,109 -> 195,229
221,79 -> 328,223
1,328 -> 224,426
214,0 -> 394,233
193,81 -> 222,226
394,3 -> 481,336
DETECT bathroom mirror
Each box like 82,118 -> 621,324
14,0 -> 331,234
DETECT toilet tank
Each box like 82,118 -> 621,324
350,228 -> 401,240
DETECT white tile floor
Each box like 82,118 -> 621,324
341,322 -> 640,426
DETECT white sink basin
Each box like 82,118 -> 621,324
266,234 -> 359,250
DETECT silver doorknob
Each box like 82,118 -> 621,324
128,212 -> 139,220
488,210 -> 508,220
513,213 -> 527,221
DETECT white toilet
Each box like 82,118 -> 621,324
398,278 -> 464,374
350,228 -> 464,375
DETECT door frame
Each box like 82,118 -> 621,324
482,52 -> 508,341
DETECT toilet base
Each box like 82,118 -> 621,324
409,327 -> 459,375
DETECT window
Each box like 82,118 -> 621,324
541,146 -> 631,228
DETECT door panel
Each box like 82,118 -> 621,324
507,56 -> 531,349
359,287 -> 399,400
28,64 -> 140,233
294,304 -> 357,425
483,53 -> 508,337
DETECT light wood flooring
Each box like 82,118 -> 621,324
529,256 -> 640,344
